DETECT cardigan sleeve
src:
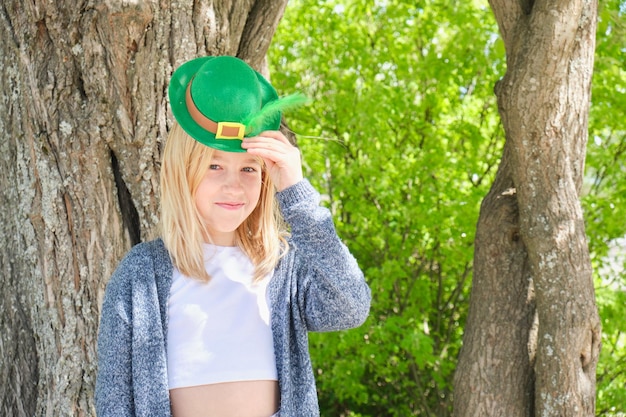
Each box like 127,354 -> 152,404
95,249 -> 140,416
277,179 -> 371,332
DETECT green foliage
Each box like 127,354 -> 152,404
586,0 -> 626,249
271,0 -> 503,415
271,0 -> 626,415
596,278 -> 626,415
585,1 -> 626,414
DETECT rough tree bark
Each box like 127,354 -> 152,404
454,0 -> 601,416
0,1 -> 288,416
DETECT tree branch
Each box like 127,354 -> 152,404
488,0 -> 525,52
238,0 -> 289,75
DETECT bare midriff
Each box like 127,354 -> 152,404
169,380 -> 280,417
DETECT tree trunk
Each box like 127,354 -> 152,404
454,0 -> 601,416
0,1 -> 288,415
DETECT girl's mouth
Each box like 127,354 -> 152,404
216,202 -> 244,210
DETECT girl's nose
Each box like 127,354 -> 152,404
223,171 -> 243,190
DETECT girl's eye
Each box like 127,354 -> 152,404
209,164 -> 220,170
242,167 -> 257,173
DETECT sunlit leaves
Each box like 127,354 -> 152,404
271,0 -> 502,415
584,1 -> 626,413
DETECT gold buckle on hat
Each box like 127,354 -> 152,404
215,122 -> 245,140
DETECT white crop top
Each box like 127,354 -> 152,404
166,244 -> 277,389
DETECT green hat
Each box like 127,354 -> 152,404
168,55 -> 305,152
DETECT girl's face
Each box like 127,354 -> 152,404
194,150 -> 263,246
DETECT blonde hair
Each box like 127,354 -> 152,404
160,123 -> 289,282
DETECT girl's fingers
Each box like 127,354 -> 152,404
242,132 -> 295,162
242,131 -> 290,150
241,131 -> 303,191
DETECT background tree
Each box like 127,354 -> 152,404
0,1 -> 288,415
453,0 -> 602,415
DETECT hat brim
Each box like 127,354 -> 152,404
168,56 -> 280,153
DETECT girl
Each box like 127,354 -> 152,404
95,55 -> 371,417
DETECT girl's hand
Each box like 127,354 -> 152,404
241,130 -> 303,192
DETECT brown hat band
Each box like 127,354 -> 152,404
185,81 -> 246,140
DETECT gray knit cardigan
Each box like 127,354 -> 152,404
95,179 -> 371,416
